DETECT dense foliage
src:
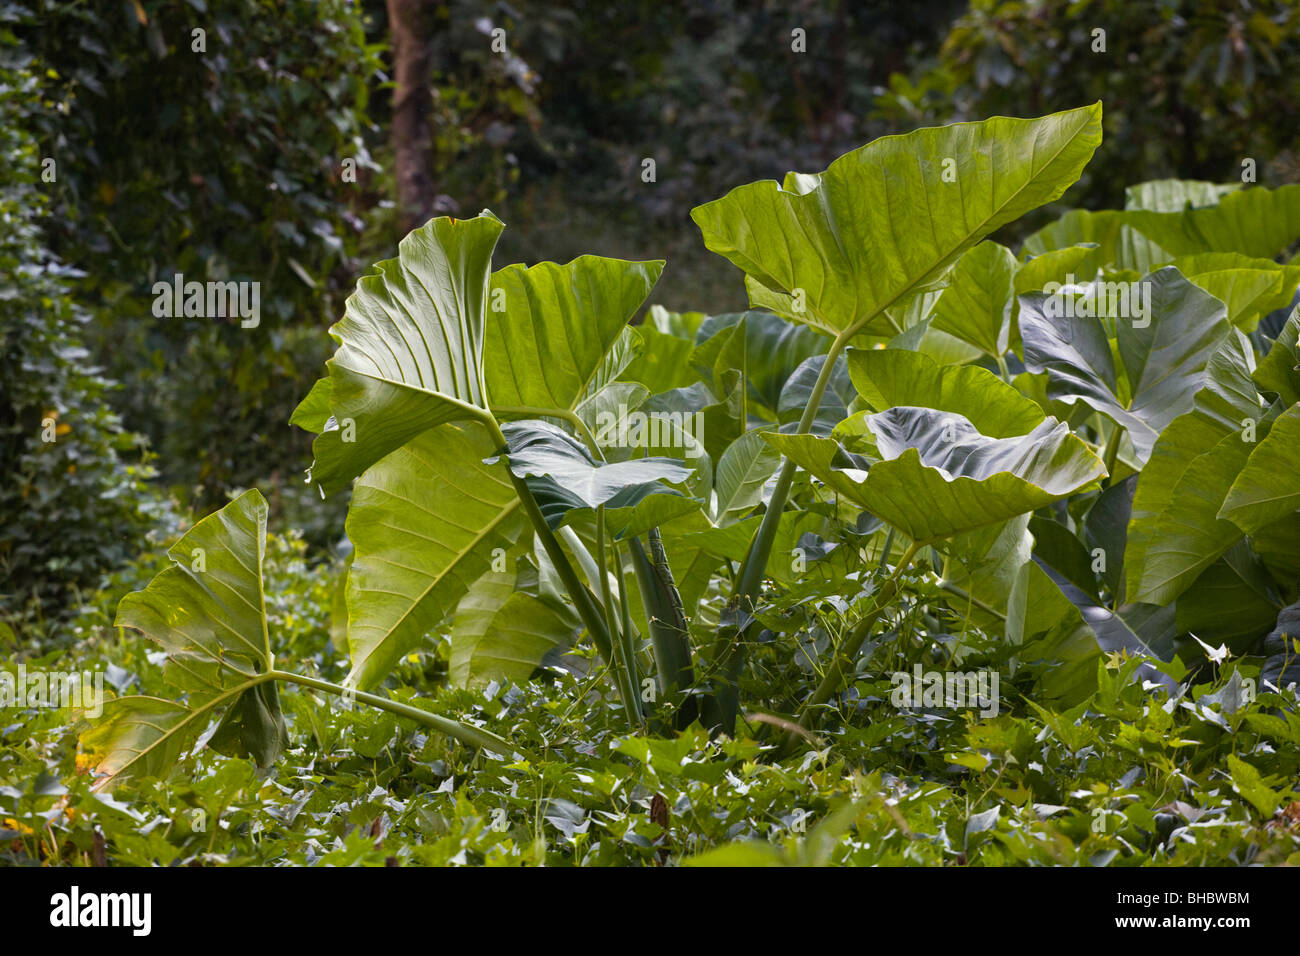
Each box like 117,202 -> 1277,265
876,0 -> 1300,213
13,0 -> 381,509
6,2 -> 1300,869
0,22 -> 168,640
10,103 -> 1295,866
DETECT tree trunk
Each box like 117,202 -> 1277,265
387,0 -> 435,235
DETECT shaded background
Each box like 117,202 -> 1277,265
4,0 -> 1299,642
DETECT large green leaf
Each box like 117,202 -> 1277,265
766,407 -> 1105,543
484,256 -> 663,414
1172,253 -> 1300,332
690,105 -> 1103,338
1123,330 -> 1260,605
293,213 -> 505,496
1219,403 -> 1300,534
491,420 -> 694,530
1014,245 -> 1103,296
82,490 -> 288,789
713,429 -> 781,527
344,423 -> 524,689
1125,183 -> 1300,260
1019,266 -> 1231,462
845,348 -> 1045,438
929,240 -> 1018,357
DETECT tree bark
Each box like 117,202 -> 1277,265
387,0 -> 435,235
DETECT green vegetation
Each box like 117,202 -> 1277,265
4,2 -> 1300,869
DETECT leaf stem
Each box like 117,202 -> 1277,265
271,670 -> 528,760
735,329 -> 852,604
482,416 -> 617,663
935,579 -> 1007,621
597,507 -> 643,728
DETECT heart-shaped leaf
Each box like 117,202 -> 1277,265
293,213 -> 505,495
81,490 -> 288,789
691,104 -> 1103,338
1020,266 -> 1231,462
766,407 -> 1105,543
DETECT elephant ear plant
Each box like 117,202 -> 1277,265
690,102 -> 1106,726
83,104 -> 1138,786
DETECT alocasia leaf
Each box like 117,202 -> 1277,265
484,256 -> 663,415
344,423 -> 525,689
766,407 -> 1105,543
1219,403 -> 1300,534
1124,183 -> 1300,260
690,104 -> 1103,338
1019,266 -> 1231,463
1123,330 -> 1260,605
713,429 -> 781,527
81,490 -> 288,789
929,240 -> 1018,358
293,213 -> 505,496
1172,253 -> 1300,332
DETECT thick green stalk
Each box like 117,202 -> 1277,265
482,416 -> 616,663
1102,422 -> 1123,480
735,329 -> 852,604
629,530 -> 698,729
272,670 -> 529,760
598,507 -> 643,727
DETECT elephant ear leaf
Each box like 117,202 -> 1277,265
484,255 -> 664,415
80,490 -> 288,790
929,240 -> 1018,358
690,104 -> 1102,338
1218,403 -> 1300,535
293,212 -> 505,496
766,407 -> 1105,544
490,420 -> 694,531
1020,266 -> 1230,463
344,422 -> 525,691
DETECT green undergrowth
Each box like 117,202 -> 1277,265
3,531 -> 1297,867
